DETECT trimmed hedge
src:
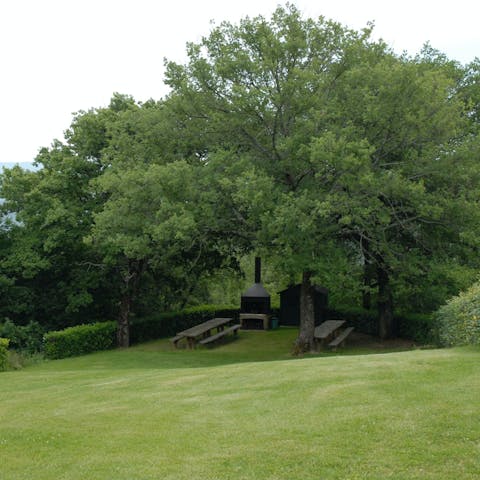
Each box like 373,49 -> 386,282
0,337 -> 9,371
130,304 -> 238,344
435,282 -> 480,347
44,321 -> 117,359
328,306 -> 434,344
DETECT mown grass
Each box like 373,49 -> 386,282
1,328 -> 479,479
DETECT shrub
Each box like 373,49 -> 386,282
22,321 -> 46,353
397,313 -> 435,344
0,320 -> 45,353
435,282 -> 480,347
0,337 -> 9,371
44,321 -> 116,359
0,319 -> 23,349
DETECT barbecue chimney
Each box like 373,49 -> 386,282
240,257 -> 271,329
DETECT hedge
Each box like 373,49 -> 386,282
328,306 -> 434,344
0,337 -> 9,371
397,312 -> 435,344
44,321 -> 117,359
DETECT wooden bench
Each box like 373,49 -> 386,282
198,324 -> 241,346
314,320 -> 346,340
328,327 -> 354,351
171,317 -> 233,349
314,320 -> 346,349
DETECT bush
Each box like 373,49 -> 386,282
329,306 -> 434,343
0,320 -> 45,353
435,282 -> 480,347
130,304 -> 238,344
0,337 -> 9,371
397,313 -> 435,344
44,321 -> 117,359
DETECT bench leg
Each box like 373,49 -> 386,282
313,338 -> 324,352
330,339 -> 348,352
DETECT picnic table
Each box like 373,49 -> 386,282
314,320 -> 346,347
172,317 -> 237,349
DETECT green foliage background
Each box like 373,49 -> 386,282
1,5 -> 480,343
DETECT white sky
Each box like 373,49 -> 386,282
1,0 -> 479,165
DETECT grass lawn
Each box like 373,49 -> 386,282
1,328 -> 479,479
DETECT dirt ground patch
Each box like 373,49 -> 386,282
348,331 -> 417,350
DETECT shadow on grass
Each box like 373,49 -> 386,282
34,328 -> 425,373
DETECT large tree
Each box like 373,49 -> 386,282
0,94 -> 166,329
0,144 -> 109,328
308,47 -> 474,338
165,5 -> 477,347
1,91 -> 254,341
89,158 -> 253,347
165,4 -> 381,350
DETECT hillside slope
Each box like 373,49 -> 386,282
1,334 -> 479,479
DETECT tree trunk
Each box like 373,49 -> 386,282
362,262 -> 375,310
117,294 -> 131,348
294,271 -> 316,354
117,258 -> 145,348
377,264 -> 395,339
361,239 -> 374,310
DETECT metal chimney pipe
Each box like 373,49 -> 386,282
255,257 -> 261,283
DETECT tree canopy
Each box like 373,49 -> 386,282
164,4 -> 480,347
1,5 -> 480,350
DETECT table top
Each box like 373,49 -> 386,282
177,318 -> 233,338
239,313 -> 269,318
314,320 -> 346,339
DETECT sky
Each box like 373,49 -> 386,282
1,0 -> 479,167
